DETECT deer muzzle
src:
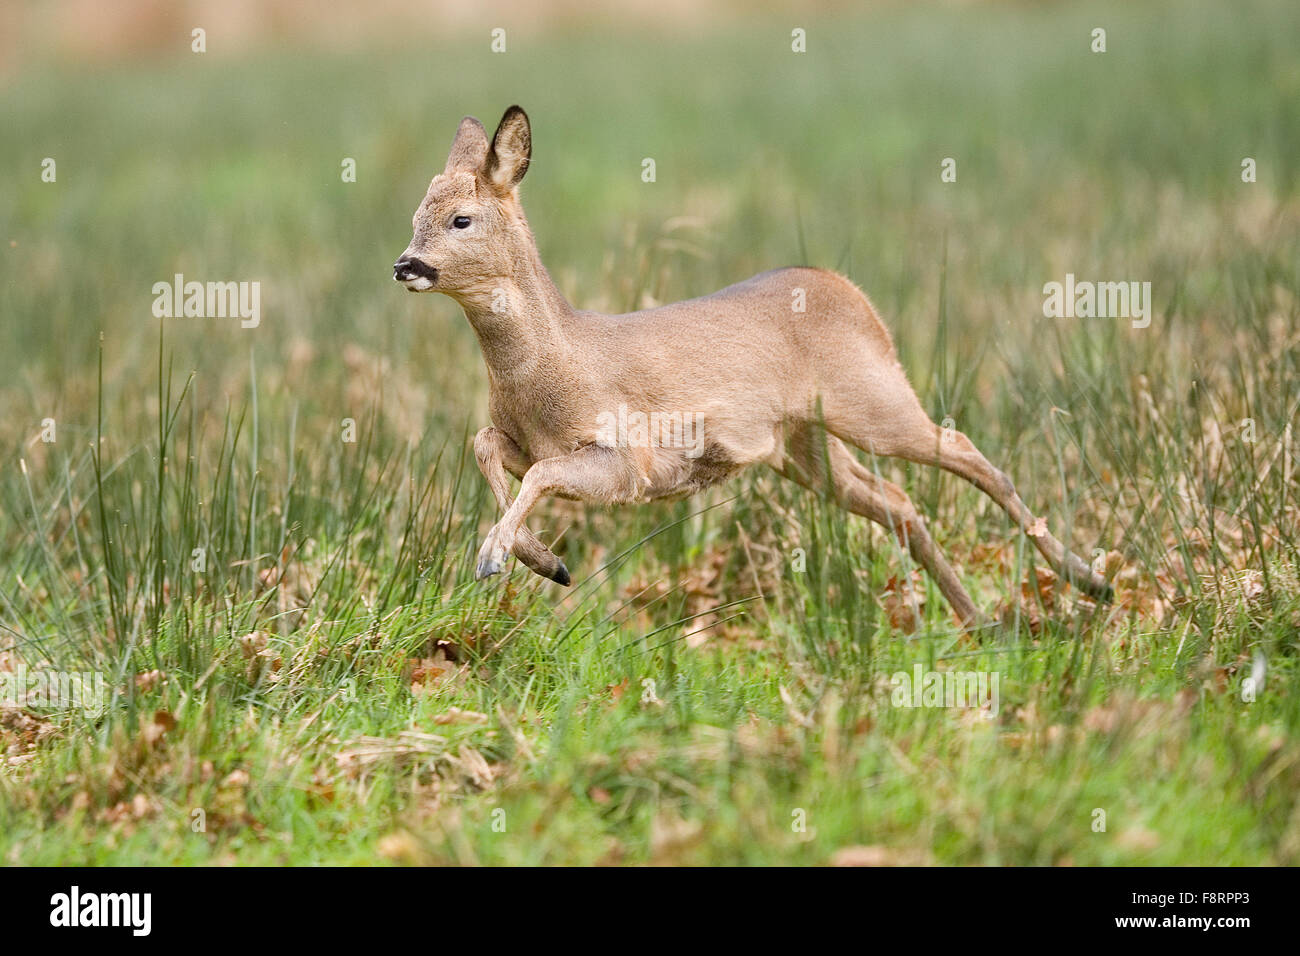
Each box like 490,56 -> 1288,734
393,255 -> 438,291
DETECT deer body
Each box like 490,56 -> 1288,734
396,107 -> 1113,625
486,268 -> 900,494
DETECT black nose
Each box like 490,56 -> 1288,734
393,256 -> 437,283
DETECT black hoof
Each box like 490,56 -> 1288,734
550,560 -> 571,586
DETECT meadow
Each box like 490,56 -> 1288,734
1,0 -> 1298,864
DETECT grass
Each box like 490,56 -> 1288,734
1,0 -> 1298,864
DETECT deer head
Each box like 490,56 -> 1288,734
393,106 -> 535,304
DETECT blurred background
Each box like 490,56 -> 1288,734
2,0 -> 1299,866
3,0 -> 1296,447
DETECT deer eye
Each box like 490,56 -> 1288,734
452,215 -> 471,229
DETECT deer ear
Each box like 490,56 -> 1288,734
482,106 -> 531,193
445,116 -> 489,173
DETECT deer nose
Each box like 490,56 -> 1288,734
393,256 -> 437,283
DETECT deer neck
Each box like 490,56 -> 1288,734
454,222 -> 573,382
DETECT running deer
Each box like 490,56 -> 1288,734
393,106 -> 1113,626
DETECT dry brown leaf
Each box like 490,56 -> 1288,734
879,572 -> 924,633
433,707 -> 488,725
140,709 -> 175,747
409,648 -> 460,695
238,631 -> 269,658
0,706 -> 57,755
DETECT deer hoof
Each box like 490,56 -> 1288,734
550,560 -> 571,586
475,529 -> 513,580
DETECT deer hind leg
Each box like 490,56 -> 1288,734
473,427 -> 570,585
837,406 -> 1113,602
774,425 -> 985,628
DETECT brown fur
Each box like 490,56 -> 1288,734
395,106 -> 1113,625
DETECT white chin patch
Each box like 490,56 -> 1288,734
403,276 -> 435,292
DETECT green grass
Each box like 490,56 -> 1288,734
1,0 -> 1298,864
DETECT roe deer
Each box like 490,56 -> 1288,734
393,106 -> 1113,626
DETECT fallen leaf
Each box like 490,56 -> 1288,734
879,572 -> 925,633
239,631 -> 269,658
433,707 -> 488,725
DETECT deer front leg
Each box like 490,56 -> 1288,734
473,426 -> 572,585
475,443 -> 642,581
